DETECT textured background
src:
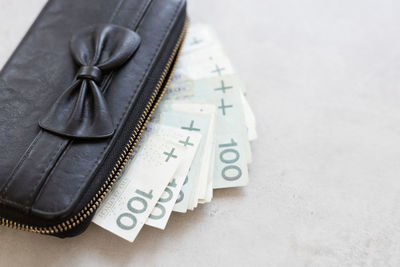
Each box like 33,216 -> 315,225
1,0 -> 400,266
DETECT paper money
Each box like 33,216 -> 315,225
93,23 -> 256,242
145,124 -> 201,229
173,24 -> 257,143
167,102 -> 217,206
166,75 -> 249,188
93,134 -> 185,242
181,23 -> 218,54
153,106 -> 215,211
241,91 -> 258,141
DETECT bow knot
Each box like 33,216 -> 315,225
39,24 -> 141,139
77,66 -> 103,83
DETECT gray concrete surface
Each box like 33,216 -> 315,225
1,0 -> 400,266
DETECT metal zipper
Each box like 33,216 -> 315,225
1,18 -> 188,235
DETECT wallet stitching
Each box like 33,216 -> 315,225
109,0 -> 126,22
1,133 -> 66,208
27,140 -> 67,205
114,1 -> 182,130
85,0 -> 182,177
3,0 -> 182,213
31,0 -> 158,211
0,0 -> 147,209
0,130 -> 43,196
34,0 -> 182,214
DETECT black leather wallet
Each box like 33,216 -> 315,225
0,0 -> 187,237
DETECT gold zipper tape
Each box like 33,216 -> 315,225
1,18 -> 189,235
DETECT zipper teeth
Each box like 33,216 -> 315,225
1,18 -> 189,235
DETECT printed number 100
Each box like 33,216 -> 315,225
116,189 -> 153,230
219,138 -> 242,181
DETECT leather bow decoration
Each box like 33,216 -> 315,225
39,24 -> 141,138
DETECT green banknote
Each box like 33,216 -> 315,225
93,133 -> 185,242
145,123 -> 201,229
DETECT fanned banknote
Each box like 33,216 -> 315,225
145,123 -> 201,229
93,24 -> 256,242
93,127 -> 189,242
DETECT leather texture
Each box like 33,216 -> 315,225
39,24 -> 141,139
0,0 -> 186,234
